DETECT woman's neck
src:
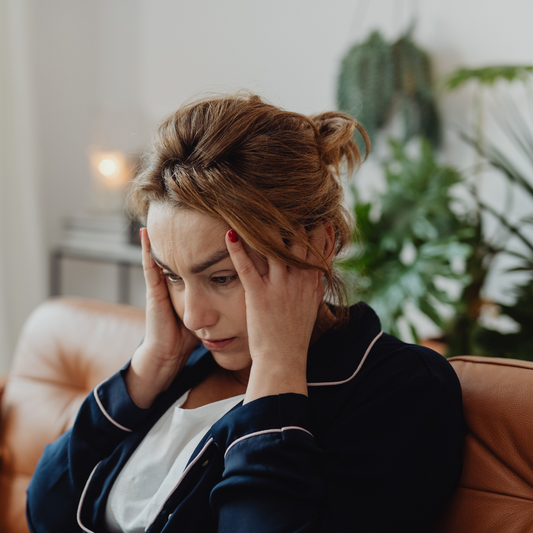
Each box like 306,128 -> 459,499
310,303 -> 337,345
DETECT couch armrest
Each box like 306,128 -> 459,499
0,374 -> 8,447
0,374 -> 8,407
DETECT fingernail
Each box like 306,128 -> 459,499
228,229 -> 239,243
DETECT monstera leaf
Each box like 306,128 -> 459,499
338,139 -> 471,341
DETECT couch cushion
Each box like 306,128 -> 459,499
432,356 -> 533,533
0,297 -> 145,533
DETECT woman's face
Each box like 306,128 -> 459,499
147,203 -> 258,374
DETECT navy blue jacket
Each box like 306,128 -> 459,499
27,303 -> 466,532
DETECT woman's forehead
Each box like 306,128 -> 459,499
147,203 -> 230,271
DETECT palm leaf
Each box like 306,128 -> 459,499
460,131 -> 533,199
477,200 -> 533,253
445,65 -> 533,91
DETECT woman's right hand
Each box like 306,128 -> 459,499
125,228 -> 199,408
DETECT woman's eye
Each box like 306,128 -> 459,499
212,275 -> 238,285
164,273 -> 181,283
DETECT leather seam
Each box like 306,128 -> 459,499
2,374 -> 90,392
459,486 -> 533,502
450,358 -> 533,372
468,432 -> 533,492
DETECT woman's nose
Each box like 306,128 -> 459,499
182,288 -> 218,332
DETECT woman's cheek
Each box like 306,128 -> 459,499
167,283 -> 185,322
228,284 -> 248,326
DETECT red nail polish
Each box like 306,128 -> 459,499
228,229 -> 239,243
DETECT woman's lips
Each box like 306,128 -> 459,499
201,337 -> 236,351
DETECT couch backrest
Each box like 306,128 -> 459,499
431,356 -> 533,532
0,298 -> 145,533
2,299 -> 533,533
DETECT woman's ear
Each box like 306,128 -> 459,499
308,223 -> 335,268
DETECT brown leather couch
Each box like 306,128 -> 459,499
0,298 -> 145,533
0,297 -> 532,533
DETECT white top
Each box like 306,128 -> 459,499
105,390 -> 245,533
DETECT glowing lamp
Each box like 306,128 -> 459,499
88,148 -> 133,212
90,151 -> 129,189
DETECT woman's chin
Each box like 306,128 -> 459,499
212,350 -> 252,374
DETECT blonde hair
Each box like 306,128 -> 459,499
129,93 -> 368,318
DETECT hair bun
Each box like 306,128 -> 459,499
311,111 -> 369,174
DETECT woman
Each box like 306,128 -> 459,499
27,93 -> 466,533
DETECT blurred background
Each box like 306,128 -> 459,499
1,0 -> 532,372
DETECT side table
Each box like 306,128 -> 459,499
50,244 -> 143,305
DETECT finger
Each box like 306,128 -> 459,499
308,225 -> 328,270
289,227 -> 308,262
244,243 -> 269,277
225,230 -> 263,292
141,228 -> 164,290
263,228 -> 290,282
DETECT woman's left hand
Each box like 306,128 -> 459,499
225,227 -> 327,404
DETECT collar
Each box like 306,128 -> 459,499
189,301 -> 383,387
305,302 -> 383,386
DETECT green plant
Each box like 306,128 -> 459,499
337,139 -> 471,341
444,65 -> 533,177
337,29 -> 440,156
337,30 -> 395,155
472,278 -> 533,360
392,33 -> 440,146
454,112 -> 533,359
444,65 -> 533,91
444,65 -> 533,359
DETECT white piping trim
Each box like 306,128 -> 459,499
307,330 -> 383,387
145,437 -> 214,532
77,461 -> 101,533
224,426 -> 313,458
93,385 -> 132,433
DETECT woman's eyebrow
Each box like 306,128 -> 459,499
150,250 -> 174,272
190,249 -> 230,274
150,248 -> 230,274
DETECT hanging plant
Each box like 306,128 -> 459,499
337,30 -> 395,156
337,29 -> 440,154
392,32 -> 440,146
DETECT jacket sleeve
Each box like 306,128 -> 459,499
26,363 -> 154,533
210,393 -> 326,532
319,375 -> 465,532
209,373 -> 465,532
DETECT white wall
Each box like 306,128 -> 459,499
1,0 -> 532,370
137,0 -> 357,119
0,0 -> 47,373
